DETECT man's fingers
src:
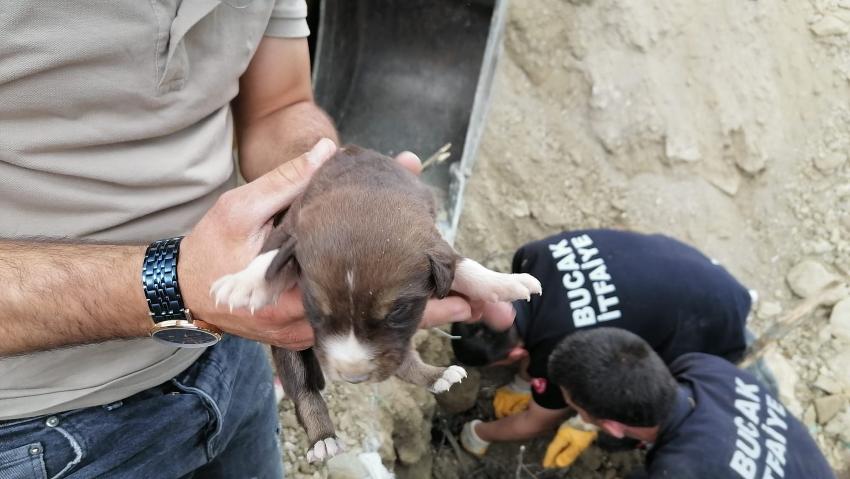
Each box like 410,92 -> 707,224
479,301 -> 516,331
269,320 -> 314,350
241,138 -> 337,221
420,296 -> 472,328
395,151 -> 422,176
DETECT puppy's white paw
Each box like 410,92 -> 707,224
491,273 -> 542,302
306,437 -> 344,463
429,365 -> 467,394
452,258 -> 543,303
209,250 -> 279,314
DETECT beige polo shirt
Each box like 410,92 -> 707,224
0,0 -> 309,420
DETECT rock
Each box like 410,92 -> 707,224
509,199 -> 530,218
395,454 -> 432,479
758,300 -> 783,319
735,153 -> 767,175
815,152 -> 848,172
327,452 -> 370,479
815,395 -> 847,425
815,372 -> 845,395
665,135 -> 701,162
786,259 -> 839,298
379,379 -> 435,466
435,367 -> 481,413
763,348 -> 803,415
358,452 -> 395,479
803,404 -> 818,429
827,350 -> 850,393
830,297 -> 850,342
825,283 -> 850,306
824,409 -> 850,437
810,16 -> 849,36
413,329 -> 452,367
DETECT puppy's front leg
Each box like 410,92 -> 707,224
394,348 -> 467,394
451,257 -> 542,303
271,347 -> 343,462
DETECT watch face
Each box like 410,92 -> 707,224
151,327 -> 220,348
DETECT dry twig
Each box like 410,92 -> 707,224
442,424 -> 466,463
421,143 -> 452,171
740,280 -> 848,368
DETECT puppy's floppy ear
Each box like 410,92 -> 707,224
265,234 -> 300,290
427,240 -> 458,299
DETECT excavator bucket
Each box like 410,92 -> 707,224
308,0 -> 508,243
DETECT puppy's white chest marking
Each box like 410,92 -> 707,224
325,332 -> 372,361
210,249 -> 281,313
451,258 -> 543,303
323,332 -> 375,382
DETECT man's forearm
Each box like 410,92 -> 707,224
0,241 -> 151,356
477,411 -> 556,442
237,100 -> 339,181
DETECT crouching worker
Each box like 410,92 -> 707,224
453,229 -> 756,468
549,328 -> 834,478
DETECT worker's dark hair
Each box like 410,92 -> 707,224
548,328 -> 677,427
450,322 -> 520,367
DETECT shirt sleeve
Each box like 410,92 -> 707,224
265,0 -> 310,38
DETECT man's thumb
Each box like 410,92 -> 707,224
241,138 -> 337,221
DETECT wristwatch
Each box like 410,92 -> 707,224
142,237 -> 222,348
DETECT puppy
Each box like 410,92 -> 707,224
211,146 -> 541,462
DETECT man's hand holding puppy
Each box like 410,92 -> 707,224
179,138 -> 338,351
180,139 -> 514,351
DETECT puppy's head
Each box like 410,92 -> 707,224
267,162 -> 457,383
296,239 -> 454,383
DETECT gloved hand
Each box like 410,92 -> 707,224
542,423 -> 598,468
493,376 -> 532,419
460,420 -> 490,457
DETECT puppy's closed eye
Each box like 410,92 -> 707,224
384,299 -> 425,328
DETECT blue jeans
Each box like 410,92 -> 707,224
0,336 -> 283,479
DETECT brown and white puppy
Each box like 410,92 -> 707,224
211,146 -> 541,462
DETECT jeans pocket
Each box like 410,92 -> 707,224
0,443 -> 47,479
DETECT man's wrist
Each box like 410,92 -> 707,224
141,237 -> 189,322
142,237 -> 222,347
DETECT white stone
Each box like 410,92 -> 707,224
327,452 -> 369,479
758,300 -> 783,319
815,152 -> 848,172
810,16 -> 849,36
815,395 -> 847,425
803,404 -> 818,429
815,372 -> 844,395
786,259 -> 839,298
665,135 -> 701,162
735,153 -> 766,175
828,350 -> 850,394
830,298 -> 850,342
764,348 -> 803,415
824,409 -> 850,437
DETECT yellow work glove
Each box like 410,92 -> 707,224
460,420 -> 490,457
493,376 -> 531,419
542,422 -> 598,469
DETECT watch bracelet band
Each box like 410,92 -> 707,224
142,237 -> 189,323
